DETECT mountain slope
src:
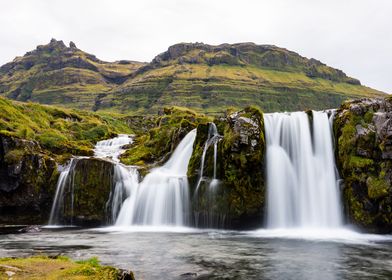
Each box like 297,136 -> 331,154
0,40 -> 386,113
0,39 -> 146,110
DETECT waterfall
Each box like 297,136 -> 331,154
193,123 -> 224,228
195,123 -> 221,191
48,134 -> 136,226
48,158 -> 78,225
115,129 -> 197,227
94,134 -> 132,163
264,111 -> 342,229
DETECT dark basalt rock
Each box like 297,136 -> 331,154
334,97 -> 392,233
0,133 -> 58,224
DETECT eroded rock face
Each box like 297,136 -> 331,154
0,133 -> 58,224
334,97 -> 392,233
57,157 -> 116,226
188,107 -> 265,229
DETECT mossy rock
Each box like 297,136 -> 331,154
188,106 -> 266,229
334,98 -> 392,233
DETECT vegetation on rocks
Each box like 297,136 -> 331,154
59,158 -> 116,226
0,96 -> 131,160
0,255 -> 134,280
120,106 -> 211,171
188,106 -> 265,229
334,98 -> 392,233
0,97 -> 132,224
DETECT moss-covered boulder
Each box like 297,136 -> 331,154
58,158 -> 117,226
0,133 -> 58,224
188,106 -> 265,229
334,98 -> 392,233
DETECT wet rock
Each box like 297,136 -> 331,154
334,97 -> 392,233
188,106 -> 265,229
18,225 -> 41,233
117,269 -> 136,280
180,272 -> 198,279
0,133 -> 58,224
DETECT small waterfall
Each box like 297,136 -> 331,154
193,123 -> 224,228
264,111 -> 342,229
48,134 -> 135,226
48,158 -> 78,225
106,165 -> 139,224
115,129 -> 197,227
195,123 -> 221,191
94,134 -> 132,163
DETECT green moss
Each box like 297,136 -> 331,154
0,255 -> 131,279
0,97 -> 132,159
4,149 -> 25,164
120,106 -> 211,168
367,176 -> 390,199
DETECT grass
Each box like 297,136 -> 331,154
0,97 -> 131,157
0,255 -> 132,280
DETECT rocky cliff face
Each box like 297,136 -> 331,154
58,158 -> 116,226
334,97 -> 392,233
188,107 -> 265,229
0,133 -> 58,224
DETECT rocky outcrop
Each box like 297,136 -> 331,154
334,97 -> 392,233
0,133 -> 58,224
188,106 -> 265,229
58,158 -> 116,226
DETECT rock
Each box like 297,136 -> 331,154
334,97 -> 392,233
59,158 -> 116,226
188,106 -> 265,229
18,225 -> 41,233
0,133 -> 58,224
117,269 -> 136,280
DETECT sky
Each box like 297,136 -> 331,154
0,0 -> 391,93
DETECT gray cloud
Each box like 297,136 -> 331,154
0,0 -> 391,92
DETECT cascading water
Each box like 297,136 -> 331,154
193,123 -> 225,228
115,129 -> 197,227
264,111 -> 342,229
48,134 -> 136,226
94,134 -> 132,163
48,158 -> 78,225
195,123 -> 221,191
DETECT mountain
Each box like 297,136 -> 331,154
0,39 -> 386,114
0,39 -> 145,110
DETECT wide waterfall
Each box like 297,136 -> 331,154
115,129 -> 197,227
264,111 -> 342,229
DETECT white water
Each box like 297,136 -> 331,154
264,111 -> 342,229
94,134 -> 132,162
115,129 -> 197,226
48,158 -> 78,225
195,123 -> 221,191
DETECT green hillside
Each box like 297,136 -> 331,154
0,96 -> 130,158
0,40 -> 386,114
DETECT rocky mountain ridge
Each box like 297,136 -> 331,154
0,39 -> 386,114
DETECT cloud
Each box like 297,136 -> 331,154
0,0 -> 391,92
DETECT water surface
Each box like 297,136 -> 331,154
1,227 -> 391,279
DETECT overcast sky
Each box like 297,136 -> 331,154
1,0 -> 391,93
